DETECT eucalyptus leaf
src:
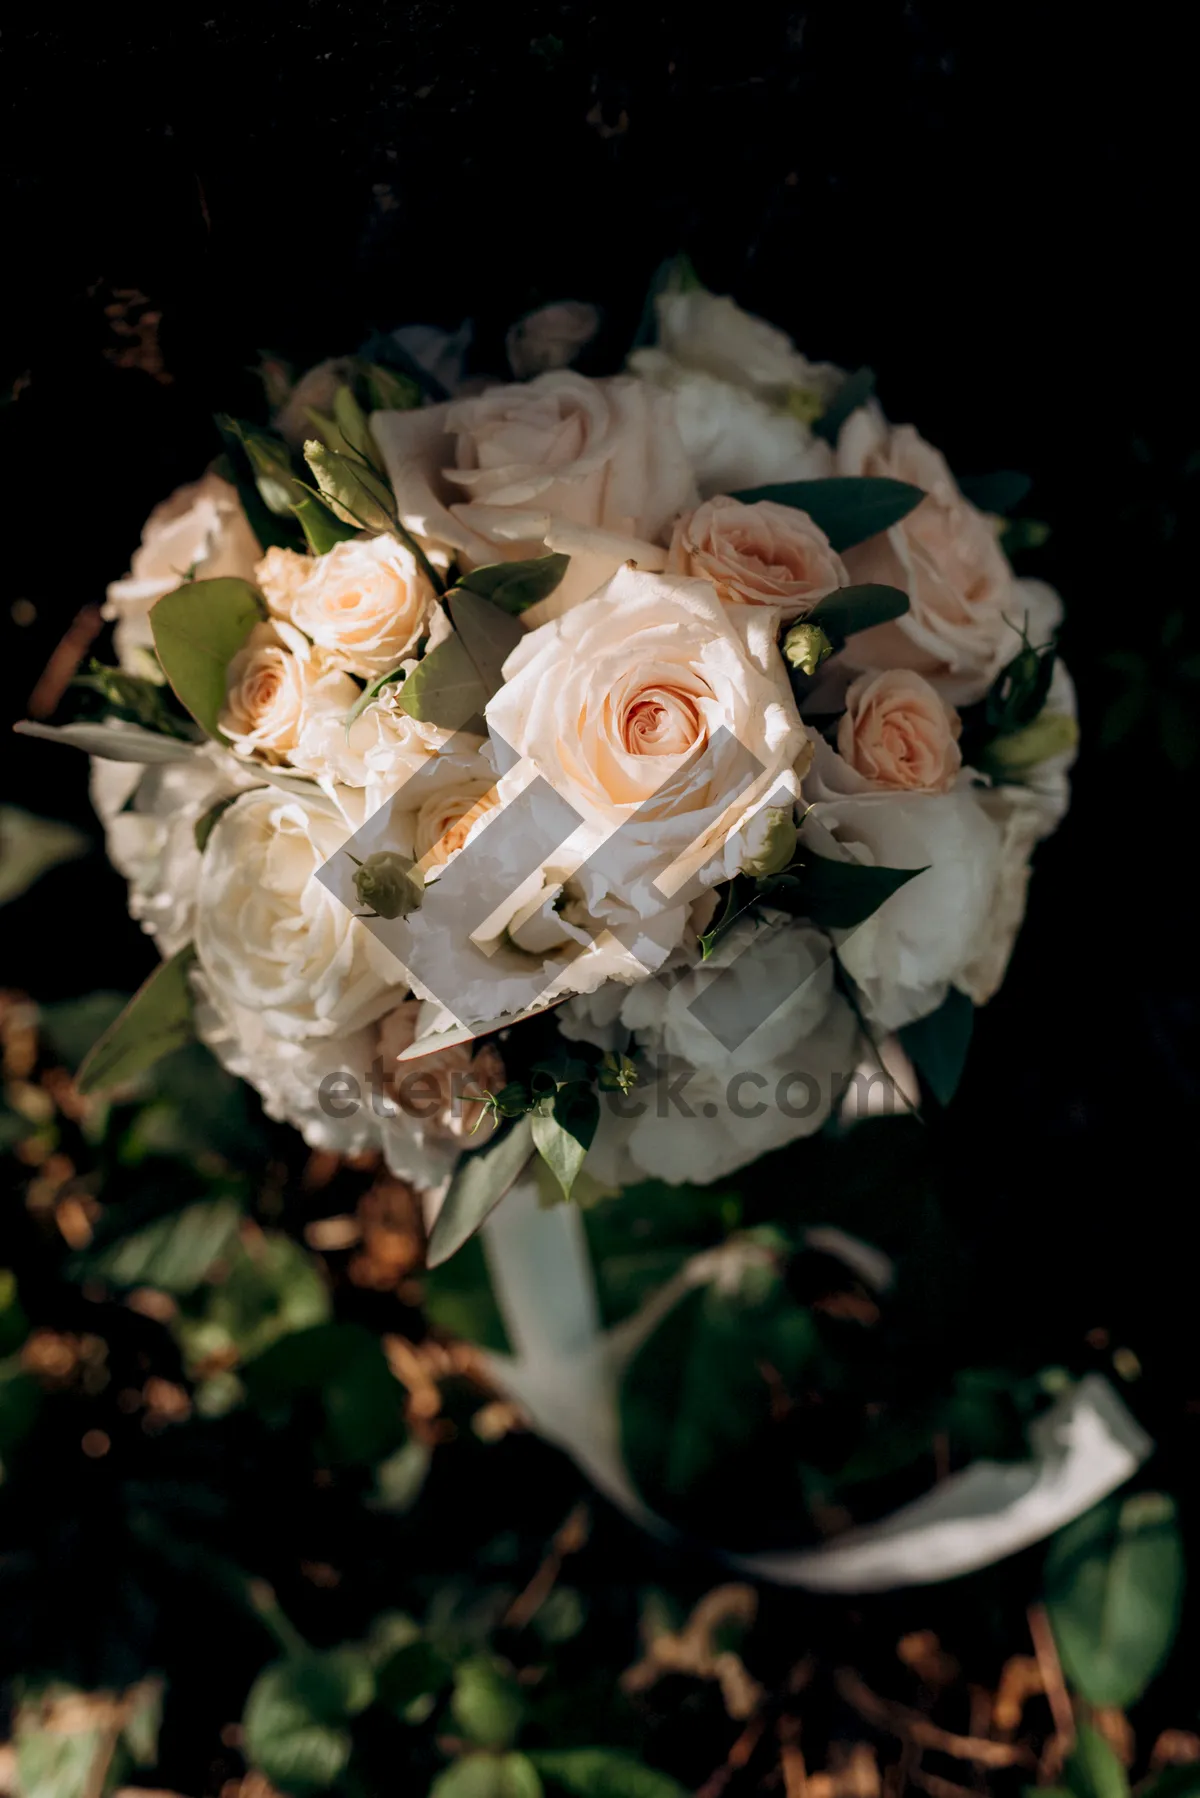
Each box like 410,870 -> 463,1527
812,365 -> 876,446
454,553 -> 571,615
447,588 -> 528,693
531,1082 -> 600,1201
1045,1492 -> 1184,1709
76,945 -> 197,1095
764,855 -> 925,929
1063,1723 -> 1130,1798
726,476 -> 925,550
957,469 -> 1032,514
150,577 -> 264,740
529,1749 -> 690,1798
898,987 -> 974,1106
426,1114 -> 536,1268
13,718 -> 199,763
395,631 -> 490,732
809,581 -> 910,646
293,492 -> 357,555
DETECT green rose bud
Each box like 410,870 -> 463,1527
782,619 -> 834,677
981,711 -> 1079,779
304,439 -> 395,533
350,850 -> 422,919
740,805 -> 799,879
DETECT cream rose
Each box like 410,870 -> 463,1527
650,287 -> 842,406
104,473 -> 260,675
630,352 -> 834,496
220,622 -> 359,766
668,496 -> 848,618
372,371 -> 697,620
195,789 -> 405,1041
484,565 -> 807,981
254,546 -> 314,620
836,411 -> 1035,703
836,669 -> 963,794
288,535 -> 435,677
295,678 -> 449,819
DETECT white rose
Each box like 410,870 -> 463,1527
90,745 -> 254,956
668,495 -> 848,618
630,350 -> 834,496
295,678 -> 449,818
483,565 -> 808,990
195,788 -> 406,1042
799,790 -> 1003,1031
288,536 -> 435,677
220,622 -> 360,766
371,371 -> 697,621
193,978 -> 382,1160
954,789 -> 1047,1006
104,474 -> 260,675
836,410 -> 1043,703
566,913 -> 859,1187
651,287 -> 842,405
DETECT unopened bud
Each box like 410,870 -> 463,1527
782,620 -> 834,677
982,711 -> 1079,779
598,1052 -> 640,1094
740,805 -> 799,879
351,851 -> 422,919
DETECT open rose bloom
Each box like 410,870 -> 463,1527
23,272 -> 1107,1582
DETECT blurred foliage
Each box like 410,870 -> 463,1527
0,990 -> 1195,1798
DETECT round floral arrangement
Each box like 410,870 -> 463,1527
19,269 -> 1094,1577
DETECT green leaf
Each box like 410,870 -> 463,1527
333,383 -> 378,465
421,1231 -> 513,1353
228,419 -> 309,517
451,1656 -> 526,1750
454,554 -> 571,615
293,491 -> 358,555
304,438 -> 396,532
376,1640 -> 453,1715
529,1749 -> 690,1798
213,414 -> 302,552
957,470 -> 1032,514
83,1197 -> 243,1295
898,988 -> 974,1106
395,630 -> 490,733
193,792 -> 242,853
447,588 -> 528,695
76,945 -> 197,1095
359,359 -> 423,412
432,1753 -> 544,1798
150,576 -> 264,740
174,1231 -> 331,1369
13,718 -> 198,763
245,1321 -> 407,1467
812,366 -> 876,446
70,661 -> 193,737
1044,1492 -> 1184,1709
726,476 -> 925,551
1063,1723 -> 1130,1798
764,854 -> 925,929
698,875 -> 757,962
426,1114 -> 536,1269
808,581 -> 910,647
531,1083 -> 600,1201
1142,1768 -> 1200,1798
0,807 -> 88,906
243,1651 -> 374,1797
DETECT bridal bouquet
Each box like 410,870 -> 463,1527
19,269 -> 1076,1242
16,266 -> 1109,1575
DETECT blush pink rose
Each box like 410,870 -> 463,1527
667,495 -> 849,619
836,669 -> 963,794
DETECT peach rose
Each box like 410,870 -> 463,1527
412,778 -> 499,873
254,546 -> 314,620
371,371 -> 697,620
837,411 -> 1021,702
288,535 -> 435,677
219,622 -> 358,765
668,495 -> 849,618
836,669 -> 963,794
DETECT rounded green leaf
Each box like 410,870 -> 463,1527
450,1655 -> 526,1750
150,577 -> 264,739
242,1651 -> 373,1796
529,1749 -> 690,1798
1045,1493 -> 1184,1709
433,1753 -> 543,1798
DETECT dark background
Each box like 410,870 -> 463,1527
2,0 -> 1198,1753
